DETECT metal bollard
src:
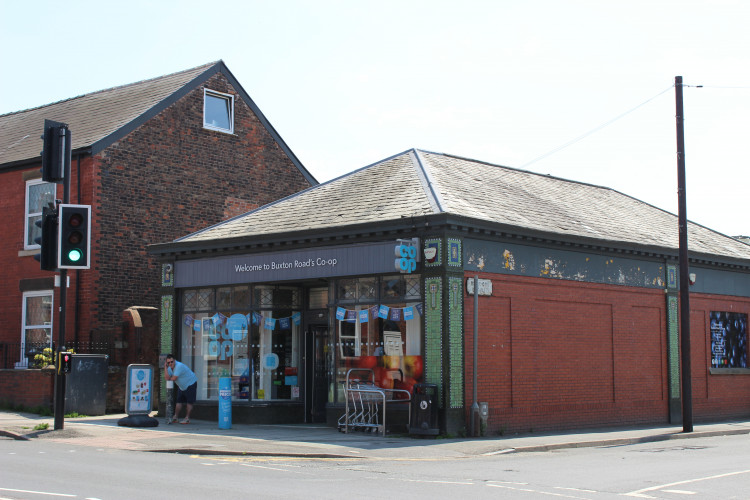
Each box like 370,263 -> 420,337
166,380 -> 174,424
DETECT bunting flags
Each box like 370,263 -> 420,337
338,304 -> 422,324
378,305 -> 388,319
183,302 -> 423,334
185,311 -> 304,333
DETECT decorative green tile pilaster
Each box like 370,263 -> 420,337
447,238 -> 462,268
160,294 -> 174,402
667,263 -> 678,289
424,276 -> 444,406
448,276 -> 464,408
424,238 -> 442,268
666,263 -> 679,400
667,294 -> 680,399
161,263 -> 174,287
161,295 -> 173,353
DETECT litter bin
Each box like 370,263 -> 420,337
65,354 -> 108,416
409,383 -> 439,436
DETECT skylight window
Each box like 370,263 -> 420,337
203,89 -> 234,134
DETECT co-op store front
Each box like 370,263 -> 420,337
157,237 -> 440,427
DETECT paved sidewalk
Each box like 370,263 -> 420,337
2,411 -> 750,459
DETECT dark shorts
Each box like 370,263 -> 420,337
176,382 -> 197,404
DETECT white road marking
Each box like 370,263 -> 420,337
403,479 -> 474,485
554,486 -> 597,493
483,448 -> 516,455
487,483 -> 590,499
624,469 -> 750,498
662,490 -> 697,495
0,487 -> 75,497
240,463 -> 290,471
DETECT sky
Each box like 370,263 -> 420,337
2,1 -> 749,237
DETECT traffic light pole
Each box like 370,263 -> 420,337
54,268 -> 67,430
53,128 -> 72,431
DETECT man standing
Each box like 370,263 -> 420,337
164,354 -> 197,424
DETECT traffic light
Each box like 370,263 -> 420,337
41,120 -> 70,184
59,351 -> 73,374
33,206 -> 59,271
58,204 -> 91,269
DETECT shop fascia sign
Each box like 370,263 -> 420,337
234,255 -> 339,274
174,240 -> 421,288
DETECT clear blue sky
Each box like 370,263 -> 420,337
2,0 -> 749,236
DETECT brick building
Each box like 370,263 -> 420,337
150,149 -> 750,434
0,61 -> 316,409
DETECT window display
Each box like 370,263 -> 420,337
180,285 -> 301,402
332,275 -> 424,403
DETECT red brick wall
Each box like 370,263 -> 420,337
689,294 -> 750,420
464,272 -> 668,434
0,72 -> 313,356
90,72 -> 313,333
1,72 -> 312,417
0,369 -> 55,410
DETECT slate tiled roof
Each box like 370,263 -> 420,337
177,149 -> 750,264
0,62 -> 218,167
0,61 -> 316,184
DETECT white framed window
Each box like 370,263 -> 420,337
24,179 -> 55,250
203,89 -> 234,134
21,290 -> 54,367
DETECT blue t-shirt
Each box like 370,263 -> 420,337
168,360 -> 197,391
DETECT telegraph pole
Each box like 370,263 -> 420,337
675,76 -> 693,433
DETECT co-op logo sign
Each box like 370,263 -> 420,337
395,238 -> 419,274
208,314 -> 247,361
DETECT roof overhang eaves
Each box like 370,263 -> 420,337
89,62 -> 225,157
0,147 -> 92,171
148,214 -> 447,259
443,214 -> 750,271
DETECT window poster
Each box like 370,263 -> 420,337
710,312 -> 748,369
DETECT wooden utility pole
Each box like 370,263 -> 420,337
675,75 -> 693,433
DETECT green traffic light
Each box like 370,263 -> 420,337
67,248 -> 83,262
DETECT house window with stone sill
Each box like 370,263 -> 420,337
24,179 -> 55,250
203,89 -> 234,134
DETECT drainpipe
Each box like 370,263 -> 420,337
471,275 -> 479,437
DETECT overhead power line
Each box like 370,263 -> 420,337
520,85 -> 675,169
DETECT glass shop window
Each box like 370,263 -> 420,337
179,285 -> 301,402
332,276 -> 423,403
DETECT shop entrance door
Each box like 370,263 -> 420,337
305,325 -> 329,423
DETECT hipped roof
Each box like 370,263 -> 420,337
163,149 -> 750,266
